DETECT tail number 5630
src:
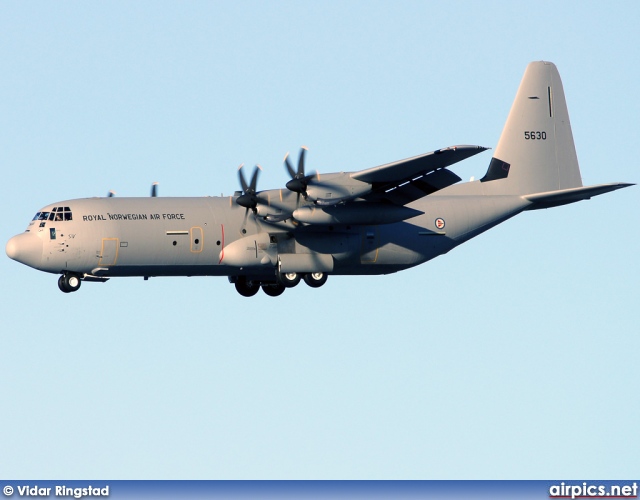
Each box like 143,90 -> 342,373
524,131 -> 547,140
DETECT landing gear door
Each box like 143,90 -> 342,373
99,238 -> 119,266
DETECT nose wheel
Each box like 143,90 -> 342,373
58,273 -> 82,293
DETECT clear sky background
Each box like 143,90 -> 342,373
1,1 -> 638,479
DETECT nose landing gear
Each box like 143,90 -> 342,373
58,273 -> 82,293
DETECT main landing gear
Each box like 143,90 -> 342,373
303,272 -> 328,288
233,272 -> 328,297
58,273 -> 82,293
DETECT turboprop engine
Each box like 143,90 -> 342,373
292,203 -> 423,225
302,173 -> 372,205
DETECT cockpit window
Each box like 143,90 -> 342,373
35,207 -> 73,223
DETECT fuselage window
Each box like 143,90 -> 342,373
38,212 -> 50,221
32,212 -> 41,221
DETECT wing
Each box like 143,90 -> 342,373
353,145 -> 488,204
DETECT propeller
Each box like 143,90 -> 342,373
151,182 -> 158,197
284,146 -> 312,197
236,164 -> 262,215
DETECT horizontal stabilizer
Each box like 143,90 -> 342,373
524,183 -> 634,209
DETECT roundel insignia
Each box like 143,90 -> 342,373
435,218 -> 445,230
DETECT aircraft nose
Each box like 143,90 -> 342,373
6,232 -> 43,269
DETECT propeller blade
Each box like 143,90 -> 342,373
284,153 -> 296,179
236,164 -> 262,212
285,146 -> 311,196
249,164 -> 261,193
237,164 -> 248,193
297,146 -> 307,177
151,182 -> 158,197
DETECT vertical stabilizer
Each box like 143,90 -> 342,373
482,61 -> 582,195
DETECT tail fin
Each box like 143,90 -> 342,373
481,61 -> 582,195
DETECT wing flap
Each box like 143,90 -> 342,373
352,145 -> 487,184
364,167 -> 462,205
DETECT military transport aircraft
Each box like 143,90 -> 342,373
6,61 -> 633,297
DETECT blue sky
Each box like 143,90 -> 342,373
1,1 -> 638,479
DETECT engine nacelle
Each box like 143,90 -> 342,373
293,203 -> 423,225
305,173 -> 372,204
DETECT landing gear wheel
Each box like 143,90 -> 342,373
262,283 -> 286,297
58,273 -> 82,293
278,271 -> 301,288
58,275 -> 69,293
303,272 -> 328,288
235,277 -> 260,297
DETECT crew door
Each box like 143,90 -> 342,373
98,238 -> 119,266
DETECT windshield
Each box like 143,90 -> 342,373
33,207 -> 73,223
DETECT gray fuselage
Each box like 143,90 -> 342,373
15,181 -> 530,281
